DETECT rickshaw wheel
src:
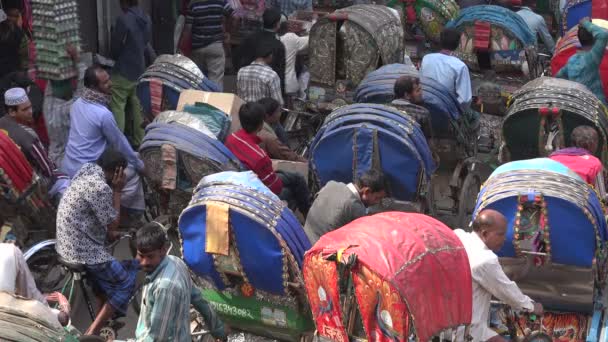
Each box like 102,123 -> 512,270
457,172 -> 481,230
98,326 -> 116,341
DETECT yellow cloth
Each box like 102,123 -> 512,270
205,201 -> 230,256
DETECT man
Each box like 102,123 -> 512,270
237,43 -> 284,105
257,97 -> 305,162
556,19 -> 608,104
391,76 -> 433,138
304,170 -> 388,243
0,8 -> 28,80
225,102 -> 310,215
62,65 -> 145,213
134,222 -> 226,341
517,6 -> 555,52
454,209 -> 543,342
0,87 -> 69,198
267,0 -> 312,16
420,28 -> 472,111
279,19 -> 309,103
110,0 -> 155,147
44,45 -> 87,165
550,125 -> 606,198
183,0 -> 233,89
56,149 -> 138,336
234,9 -> 286,94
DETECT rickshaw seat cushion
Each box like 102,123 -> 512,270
57,256 -> 86,274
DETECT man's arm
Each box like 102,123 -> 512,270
191,286 -> 226,340
269,74 -> 284,106
297,36 -> 310,52
111,18 -> 128,60
136,287 -> 179,341
538,19 -> 555,52
456,64 -> 473,110
101,114 -> 145,172
474,258 -> 535,312
253,157 -> 283,195
583,20 -> 608,65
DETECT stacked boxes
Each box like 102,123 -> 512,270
31,0 -> 80,80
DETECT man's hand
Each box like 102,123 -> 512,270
66,44 -> 79,63
532,302 -> 544,316
112,166 -> 127,192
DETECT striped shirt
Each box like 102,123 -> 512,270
135,255 -> 225,341
237,61 -> 284,105
225,129 -> 283,194
186,0 -> 234,49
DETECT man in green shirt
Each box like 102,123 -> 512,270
134,222 -> 226,341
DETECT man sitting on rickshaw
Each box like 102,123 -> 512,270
550,125 -> 606,199
455,209 -> 543,342
391,76 -> 433,139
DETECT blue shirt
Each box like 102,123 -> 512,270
420,52 -> 472,111
556,21 -> 608,104
61,97 -> 144,177
517,7 -> 555,52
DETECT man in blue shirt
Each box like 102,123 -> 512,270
62,65 -> 146,212
556,19 -> 608,104
516,6 -> 555,52
420,28 -> 473,112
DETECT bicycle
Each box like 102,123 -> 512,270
25,234 -> 144,341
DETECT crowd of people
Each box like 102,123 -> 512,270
1,0 -> 607,340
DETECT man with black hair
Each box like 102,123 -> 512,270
225,102 -> 310,214
556,18 -> 608,104
133,222 -> 226,341
237,42 -> 284,105
454,209 -> 543,342
110,0 -> 156,147
391,76 -> 433,138
56,149 -> 139,336
420,28 -> 472,111
234,8 -> 286,94
257,97 -> 304,161
62,65 -> 146,213
304,170 -> 388,243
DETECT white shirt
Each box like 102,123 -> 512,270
454,229 -> 534,342
0,243 -> 46,303
280,33 -> 309,94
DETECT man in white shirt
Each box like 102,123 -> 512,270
454,209 -> 543,342
279,19 -> 309,101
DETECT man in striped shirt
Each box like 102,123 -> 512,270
134,222 -> 226,342
184,0 -> 234,89
237,42 -> 284,106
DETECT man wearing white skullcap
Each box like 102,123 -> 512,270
0,87 -> 70,199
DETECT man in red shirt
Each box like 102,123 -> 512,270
550,125 -> 606,199
225,102 -> 310,215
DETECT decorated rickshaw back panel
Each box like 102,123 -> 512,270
304,212 -> 472,342
415,0 -> 459,43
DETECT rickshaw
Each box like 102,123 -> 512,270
349,63 -> 494,227
470,158 -> 608,340
552,19 -> 608,103
139,111 -> 243,249
561,0 -> 608,33
500,77 -> 608,166
178,171 -> 314,341
303,211 -> 472,341
308,103 -> 437,214
307,5 -> 405,111
136,54 -> 220,122
446,5 -> 542,98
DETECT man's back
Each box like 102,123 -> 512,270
550,152 -> 602,184
235,30 -> 286,92
516,7 -> 555,51
187,0 -> 233,49
304,181 -> 366,243
136,255 -> 194,342
237,62 -> 282,104
111,7 -> 152,81
420,52 -> 472,109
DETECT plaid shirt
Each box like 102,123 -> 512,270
237,61 -> 284,105
135,256 -> 225,341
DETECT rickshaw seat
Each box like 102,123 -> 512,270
58,256 -> 86,273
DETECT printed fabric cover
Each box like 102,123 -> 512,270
0,131 -> 35,199
304,212 -> 472,342
473,158 -> 607,267
309,103 -> 436,202
179,171 -> 311,295
562,0 -> 608,33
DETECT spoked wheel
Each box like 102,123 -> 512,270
25,244 -> 68,293
457,172 -> 481,231
190,309 -> 215,342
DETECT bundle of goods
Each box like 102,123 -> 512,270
179,171 -> 313,341
309,103 -> 436,204
472,158 -> 607,337
30,0 -> 81,80
304,212 -> 472,341
136,54 -> 220,121
501,77 -> 608,166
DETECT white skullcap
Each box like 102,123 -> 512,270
4,88 -> 29,106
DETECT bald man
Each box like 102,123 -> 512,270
455,210 -> 543,342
